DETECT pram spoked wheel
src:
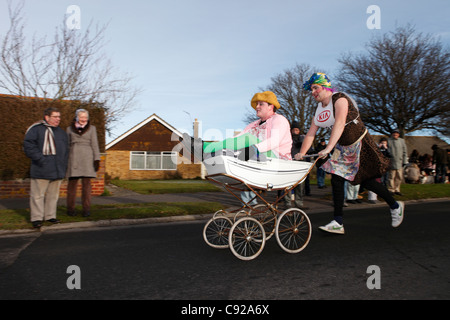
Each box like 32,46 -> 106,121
229,217 -> 266,260
203,210 -> 233,249
276,208 -> 312,254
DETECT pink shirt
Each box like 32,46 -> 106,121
239,113 -> 293,160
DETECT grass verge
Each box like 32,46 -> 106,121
319,180 -> 449,201
0,202 -> 226,231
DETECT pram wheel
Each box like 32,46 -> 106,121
229,217 -> 266,260
249,204 -> 277,240
276,208 -> 312,254
203,216 -> 233,249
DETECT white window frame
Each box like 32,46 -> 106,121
130,151 -> 178,171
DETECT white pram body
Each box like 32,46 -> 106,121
203,153 -> 314,190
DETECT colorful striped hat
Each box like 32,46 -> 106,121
303,73 -> 332,91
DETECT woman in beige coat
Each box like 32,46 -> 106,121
66,109 -> 100,217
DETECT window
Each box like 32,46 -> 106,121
130,151 -> 177,170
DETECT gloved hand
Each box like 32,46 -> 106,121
94,160 -> 100,172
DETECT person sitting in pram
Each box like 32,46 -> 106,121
181,91 -> 293,162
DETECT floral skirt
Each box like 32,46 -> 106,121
321,141 -> 362,182
321,129 -> 389,185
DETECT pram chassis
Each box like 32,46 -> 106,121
203,155 -> 319,260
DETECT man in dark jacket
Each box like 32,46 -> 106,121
315,138 -> 328,188
23,107 -> 69,228
432,144 -> 448,183
283,121 -> 310,209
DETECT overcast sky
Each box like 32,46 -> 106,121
1,0 -> 449,143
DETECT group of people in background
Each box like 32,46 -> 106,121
386,131 -> 449,187
23,108 -> 101,228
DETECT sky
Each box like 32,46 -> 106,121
1,0 -> 449,144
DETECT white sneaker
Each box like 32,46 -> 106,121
391,201 -> 405,227
319,220 -> 345,234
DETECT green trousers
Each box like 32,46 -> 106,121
203,133 -> 276,158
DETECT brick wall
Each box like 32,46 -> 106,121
0,154 -> 106,199
0,180 -> 30,198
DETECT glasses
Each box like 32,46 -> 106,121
50,115 -> 61,118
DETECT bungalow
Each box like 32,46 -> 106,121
105,114 -> 203,180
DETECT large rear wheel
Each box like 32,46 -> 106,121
229,217 -> 266,260
275,208 -> 312,254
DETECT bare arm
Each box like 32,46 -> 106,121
294,120 -> 318,160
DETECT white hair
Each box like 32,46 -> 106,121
75,109 -> 89,121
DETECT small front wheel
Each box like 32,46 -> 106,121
276,208 -> 312,254
229,217 -> 266,260
203,216 -> 233,249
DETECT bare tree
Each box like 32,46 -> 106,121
0,1 -> 141,133
244,63 -> 329,139
337,25 -> 450,138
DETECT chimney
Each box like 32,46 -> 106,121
193,119 -> 200,139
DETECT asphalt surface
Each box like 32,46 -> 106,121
0,200 -> 449,302
1,184 -> 449,303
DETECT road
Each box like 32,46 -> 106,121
0,200 -> 449,303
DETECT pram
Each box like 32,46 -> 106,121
202,150 -> 319,260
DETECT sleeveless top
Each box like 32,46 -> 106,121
317,92 -> 389,184
314,92 -> 366,146
313,98 -> 335,128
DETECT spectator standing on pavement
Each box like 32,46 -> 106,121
346,183 -> 361,204
315,138 -> 328,189
378,137 -> 392,187
367,188 -> 378,204
300,127 -> 314,196
283,121 -> 308,209
432,144 -> 448,183
66,109 -> 101,217
388,129 -> 407,195
23,107 -> 69,228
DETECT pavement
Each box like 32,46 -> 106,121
0,183 -> 448,236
